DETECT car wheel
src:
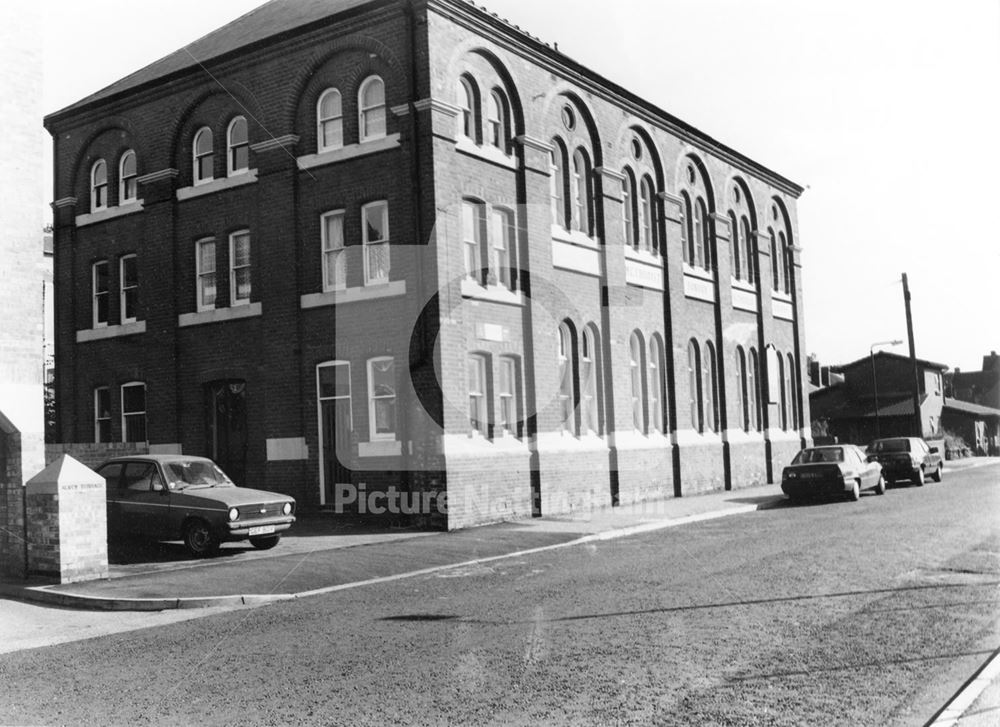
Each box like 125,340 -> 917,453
249,534 -> 281,550
849,479 -> 861,501
914,467 -> 925,487
931,465 -> 943,483
184,519 -> 218,557
875,474 -> 886,496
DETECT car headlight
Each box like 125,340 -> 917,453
785,471 -> 797,479
282,502 -> 293,516
228,507 -> 239,522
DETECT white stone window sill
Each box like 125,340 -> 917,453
771,290 -> 793,303
460,278 -> 522,305
455,136 -> 518,170
176,171 -> 258,201
551,225 -> 599,249
76,320 -> 146,343
533,430 -> 610,453
623,246 -> 661,264
671,428 -> 724,447
609,430 -> 671,450
683,263 -> 716,282
178,302 -> 262,328
358,439 -> 402,458
731,278 -> 758,293
300,280 -> 406,309
442,433 -> 530,456
722,428 -> 765,445
297,134 -> 401,170
75,200 -> 144,227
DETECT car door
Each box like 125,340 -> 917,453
118,461 -> 170,537
96,462 -> 125,535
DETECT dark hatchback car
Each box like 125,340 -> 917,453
781,445 -> 885,502
97,455 -> 296,556
866,437 -> 943,486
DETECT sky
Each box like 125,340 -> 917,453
41,0 -> 1000,372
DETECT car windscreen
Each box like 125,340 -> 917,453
792,448 -> 844,464
870,439 -> 909,453
165,461 -> 234,489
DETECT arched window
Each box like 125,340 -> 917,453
622,168 -> 636,246
649,335 -> 666,433
317,88 -> 344,151
681,191 -> 694,264
769,228 -> 781,293
787,352 -> 798,430
749,347 -> 760,431
729,211 -> 741,280
91,159 -> 108,211
697,197 -> 711,271
487,88 -> 508,151
629,331 -> 645,432
458,76 -> 476,140
581,326 -> 600,434
193,127 -> 213,184
550,139 -> 568,228
777,352 -> 787,430
703,341 -> 718,433
557,322 -> 577,433
359,75 -> 386,142
227,116 -> 249,175
688,339 -> 702,432
639,176 -> 655,253
119,151 -> 137,204
780,231 -> 791,295
736,347 -> 749,431
571,148 -> 592,235
742,216 -> 755,284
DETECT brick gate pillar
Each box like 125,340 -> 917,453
25,454 -> 108,583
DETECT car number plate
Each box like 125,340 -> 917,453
249,525 -> 275,536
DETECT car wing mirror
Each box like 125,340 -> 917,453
152,480 -> 165,492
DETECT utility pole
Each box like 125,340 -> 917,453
902,273 -> 922,437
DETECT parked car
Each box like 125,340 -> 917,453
781,445 -> 885,502
96,455 -> 296,556
866,437 -> 943,486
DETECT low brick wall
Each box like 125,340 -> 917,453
46,442 -> 148,469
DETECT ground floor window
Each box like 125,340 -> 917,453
121,382 -> 146,443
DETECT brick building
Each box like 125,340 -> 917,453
45,0 -> 809,529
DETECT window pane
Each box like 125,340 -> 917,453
372,359 -> 394,395
233,234 -> 250,266
319,363 -> 350,399
196,129 -> 212,154
321,90 -> 342,118
93,161 -> 106,185
200,276 -> 216,308
122,384 -> 145,413
230,118 -> 247,145
365,205 -> 387,242
324,214 -> 344,250
362,78 -> 385,108
122,152 -> 135,177
367,242 -> 389,282
322,120 -> 343,149
234,268 -> 251,301
232,145 -> 249,171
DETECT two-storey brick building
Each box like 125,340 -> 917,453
45,0 -> 809,528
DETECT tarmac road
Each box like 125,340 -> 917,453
0,465 -> 997,726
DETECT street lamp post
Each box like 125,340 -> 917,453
870,339 -> 904,440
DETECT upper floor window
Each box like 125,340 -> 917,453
362,201 -> 390,285
639,176 -> 655,253
462,199 -> 485,283
321,211 -> 346,291
121,381 -> 147,443
229,230 -> 251,305
94,387 -> 111,443
550,139 -> 568,228
227,116 -> 249,175
629,331 -> 645,432
581,326 -> 600,435
695,197 -> 711,271
622,169 -> 636,245
317,88 -> 344,152
92,260 -> 109,328
193,127 -> 213,184
458,76 -> 476,140
119,151 -> 137,204
486,89 -> 508,151
196,238 -> 216,311
742,216 -> 755,285
649,335 -> 665,433
367,357 -> 396,441
729,211 -> 741,280
557,322 -> 577,434
571,148 -> 593,235
91,160 -> 108,211
119,254 -> 138,324
468,353 -> 489,437
780,231 -> 792,295
359,75 -> 386,143
490,207 -> 515,290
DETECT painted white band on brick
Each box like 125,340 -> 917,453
296,133 -> 401,171
300,280 -> 406,309
358,440 -> 402,458
75,200 -> 144,227
178,302 -> 262,328
266,438 -> 308,461
76,320 -> 146,343
148,443 -> 183,455
176,170 -> 257,201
